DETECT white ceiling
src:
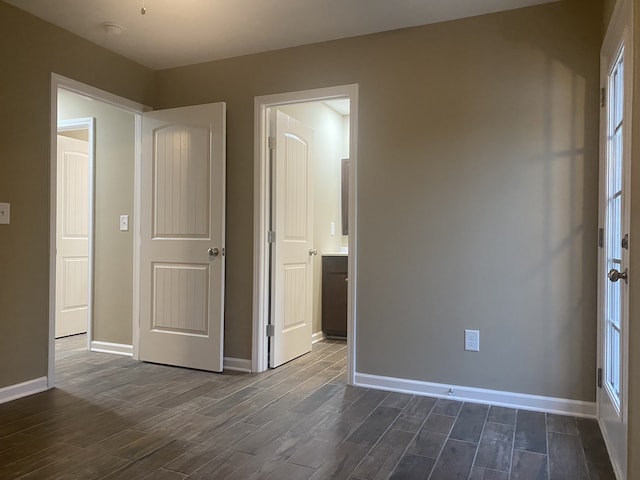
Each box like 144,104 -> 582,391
6,0 -> 559,70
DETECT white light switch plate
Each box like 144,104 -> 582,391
119,215 -> 129,231
0,203 -> 10,224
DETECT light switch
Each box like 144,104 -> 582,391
0,203 -> 10,225
119,215 -> 129,231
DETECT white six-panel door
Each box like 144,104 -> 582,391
139,103 -> 226,372
269,110 -> 314,368
55,135 -> 89,338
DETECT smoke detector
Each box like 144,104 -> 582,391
102,22 -> 124,36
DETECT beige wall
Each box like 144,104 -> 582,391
155,0 -> 602,400
627,4 -> 639,478
278,102 -> 349,335
0,1 -> 153,388
58,90 -> 135,346
0,0 -> 608,407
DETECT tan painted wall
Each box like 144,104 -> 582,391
0,0 -> 608,406
155,0 -> 603,400
58,90 -> 135,346
58,129 -> 89,142
278,102 -> 348,336
0,1 -> 153,388
627,4 -> 639,478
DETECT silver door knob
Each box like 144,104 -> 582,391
608,268 -> 628,284
208,247 -> 219,257
308,248 -> 318,256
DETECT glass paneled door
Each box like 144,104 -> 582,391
598,13 -> 630,476
603,49 -> 626,411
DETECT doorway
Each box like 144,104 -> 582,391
48,74 -> 145,386
252,85 -> 358,383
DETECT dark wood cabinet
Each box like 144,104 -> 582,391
322,255 -> 348,338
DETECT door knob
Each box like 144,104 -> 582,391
308,248 -> 318,256
208,247 -> 219,257
608,268 -> 628,284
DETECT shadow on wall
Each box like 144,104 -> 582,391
495,3 -> 598,397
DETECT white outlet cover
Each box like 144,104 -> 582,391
465,329 -> 480,352
0,203 -> 10,225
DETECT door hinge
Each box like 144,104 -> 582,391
268,136 -> 276,150
267,230 -> 275,243
597,367 -> 603,388
622,233 -> 629,250
598,228 -> 604,248
600,87 -> 606,108
266,324 -> 275,337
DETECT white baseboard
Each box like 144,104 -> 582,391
224,357 -> 252,373
354,372 -> 597,418
0,377 -> 49,405
90,341 -> 133,357
312,331 -> 325,344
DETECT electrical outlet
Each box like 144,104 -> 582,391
465,329 -> 480,352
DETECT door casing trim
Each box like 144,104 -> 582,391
252,84 -> 358,384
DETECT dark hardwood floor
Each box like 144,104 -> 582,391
0,335 -> 615,479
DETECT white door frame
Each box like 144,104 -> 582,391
252,84 -> 358,384
597,0 -> 633,477
48,73 -> 148,387
56,117 -> 95,343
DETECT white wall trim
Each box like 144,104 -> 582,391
0,377 -> 49,405
52,74 -> 150,114
90,341 -> 133,357
224,357 -> 252,373
355,372 -> 597,418
252,84 -> 358,384
312,331 -> 325,344
132,115 -> 142,361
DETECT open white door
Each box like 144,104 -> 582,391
55,134 -> 90,338
139,103 -> 226,372
598,2 -> 631,477
269,110 -> 314,368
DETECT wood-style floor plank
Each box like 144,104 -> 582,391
0,335 -> 616,480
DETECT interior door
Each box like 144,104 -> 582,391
139,103 -> 226,372
55,134 -> 89,338
598,15 -> 629,477
269,110 -> 314,368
